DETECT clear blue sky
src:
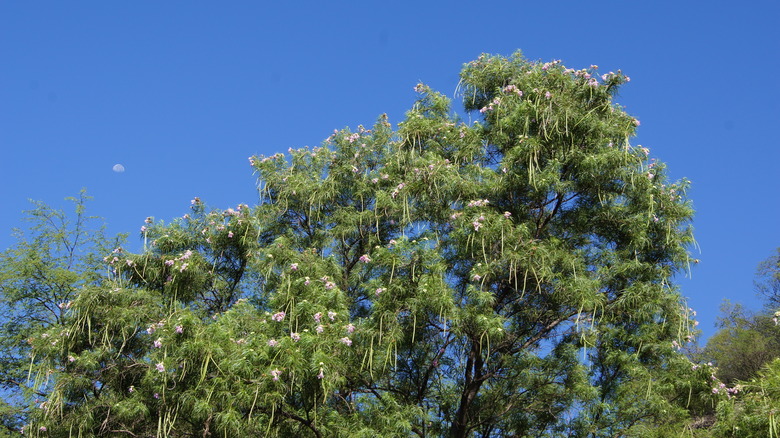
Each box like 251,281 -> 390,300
2,1 -> 778,341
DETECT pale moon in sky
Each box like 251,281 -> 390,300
112,164 -> 125,173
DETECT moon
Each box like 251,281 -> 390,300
112,164 -> 125,173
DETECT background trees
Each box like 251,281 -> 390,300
8,53 -> 708,437
703,301 -> 780,385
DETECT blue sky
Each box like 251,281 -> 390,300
2,1 -> 778,341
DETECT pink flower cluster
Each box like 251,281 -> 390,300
271,312 -> 286,322
391,182 -> 406,199
146,320 -> 166,335
467,199 -> 489,207
472,215 -> 486,231
479,97 -> 502,114
503,84 -> 522,97
541,60 -> 561,71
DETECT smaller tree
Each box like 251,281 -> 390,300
0,190 -> 120,434
756,248 -> 780,311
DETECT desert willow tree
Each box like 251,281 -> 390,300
27,52 -> 703,437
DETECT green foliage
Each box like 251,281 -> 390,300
15,52 -> 702,437
709,358 -> 780,437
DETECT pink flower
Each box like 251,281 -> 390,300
154,393 -> 160,399
165,259 -> 175,266
472,274 -> 482,281
272,312 -> 286,322
325,281 -> 336,290
140,226 -> 147,232
290,332 -> 300,342
304,277 -> 311,285
153,338 -> 162,348
175,325 -> 184,334
633,118 -> 641,126
179,263 -> 188,272
128,386 -> 135,393
271,369 -> 281,381
68,355 -> 75,362
328,311 -> 337,321
39,427 -> 47,432
472,221 -> 482,231
340,337 -> 352,346
359,254 -> 371,263
227,231 -> 233,238
317,368 -> 325,379
545,91 -> 552,99
375,287 -> 385,296
268,339 -> 279,347
156,362 -> 165,372
314,312 -> 322,323
346,324 -> 356,334
290,263 -> 298,271
316,325 -> 324,334
503,211 -> 512,218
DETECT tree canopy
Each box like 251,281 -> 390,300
4,52 -> 722,437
